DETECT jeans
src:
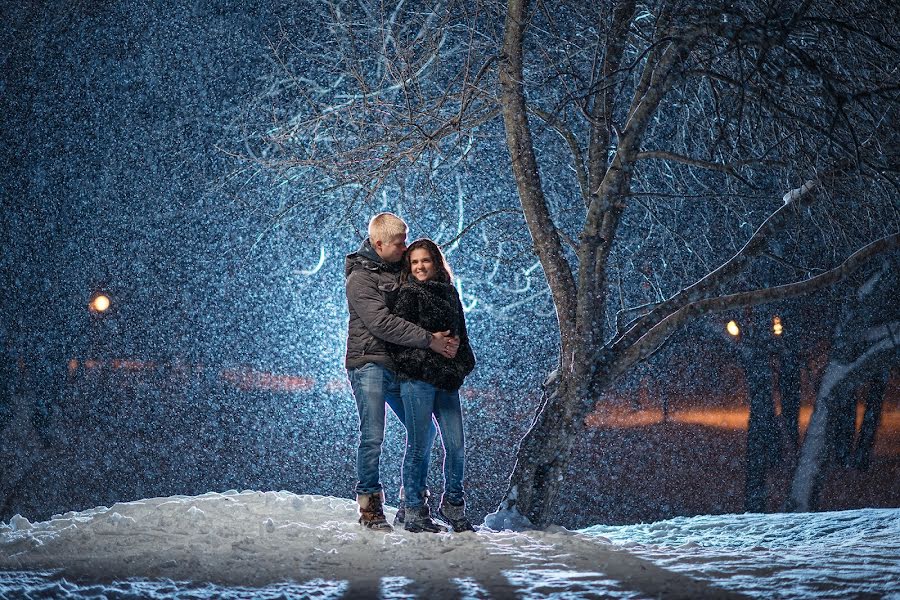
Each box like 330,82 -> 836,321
401,379 -> 465,508
348,362 -> 435,496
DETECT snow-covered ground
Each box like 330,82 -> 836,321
1,491 -> 898,599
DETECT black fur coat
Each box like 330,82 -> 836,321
387,280 -> 475,391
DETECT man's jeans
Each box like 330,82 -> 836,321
400,379 -> 465,509
349,362 -> 435,496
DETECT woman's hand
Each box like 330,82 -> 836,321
429,331 -> 460,358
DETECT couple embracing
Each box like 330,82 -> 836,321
344,212 -> 476,534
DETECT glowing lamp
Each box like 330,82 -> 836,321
90,294 -> 111,313
773,316 -> 783,336
726,320 -> 740,337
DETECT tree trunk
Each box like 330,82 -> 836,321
784,369 -> 837,512
832,373 -> 865,467
853,365 -> 889,470
787,255 -> 899,511
743,346 -> 778,512
779,352 -> 802,454
487,369 -> 602,528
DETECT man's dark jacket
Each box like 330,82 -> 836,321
387,279 -> 475,391
344,239 -> 431,371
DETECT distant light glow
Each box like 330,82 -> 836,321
220,367 -> 314,392
90,294 -> 111,313
726,320 -> 740,337
773,316 -> 783,336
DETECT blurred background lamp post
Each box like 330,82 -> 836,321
773,316 -> 783,336
89,294 -> 111,314
726,320 -> 741,338
87,293 -> 112,367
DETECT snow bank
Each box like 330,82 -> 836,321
2,491 -> 898,599
583,508 -> 900,599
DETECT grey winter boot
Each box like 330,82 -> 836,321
357,491 -> 393,532
404,504 -> 448,533
394,487 -> 430,526
438,497 -> 475,533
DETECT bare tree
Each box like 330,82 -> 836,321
232,0 -> 900,526
786,253 -> 899,512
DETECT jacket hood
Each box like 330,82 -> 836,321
344,238 -> 400,277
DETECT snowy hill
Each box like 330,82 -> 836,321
1,490 -> 898,598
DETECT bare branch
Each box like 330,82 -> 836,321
608,231 -> 900,380
439,208 -> 523,248
588,0 -> 637,198
500,0 -> 578,341
610,176 -> 822,353
528,105 -> 590,205
635,149 -> 784,185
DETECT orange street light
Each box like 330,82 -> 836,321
89,294 -> 111,313
773,315 -> 783,336
726,320 -> 740,337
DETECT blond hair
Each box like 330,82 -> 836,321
368,212 -> 408,244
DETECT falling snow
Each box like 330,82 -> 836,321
2,2 -> 899,598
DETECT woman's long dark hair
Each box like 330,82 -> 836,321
401,238 -> 453,284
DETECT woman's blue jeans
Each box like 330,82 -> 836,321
348,363 -> 435,496
401,379 -> 465,509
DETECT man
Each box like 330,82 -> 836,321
345,212 -> 459,531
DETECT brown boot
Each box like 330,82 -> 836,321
357,491 -> 393,532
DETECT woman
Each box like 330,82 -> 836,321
389,238 -> 476,533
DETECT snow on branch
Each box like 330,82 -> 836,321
782,179 -> 817,204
